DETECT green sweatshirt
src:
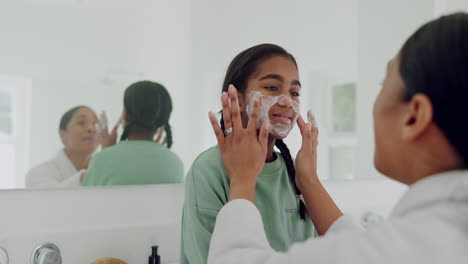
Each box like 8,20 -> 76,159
180,146 -> 317,264
81,140 -> 183,186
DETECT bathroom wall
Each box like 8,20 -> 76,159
0,179 -> 406,263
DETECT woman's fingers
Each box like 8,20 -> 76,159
297,114 -> 313,151
308,110 -> 317,128
209,111 -> 225,146
99,111 -> 108,131
258,120 -> 270,153
221,92 -> 232,138
228,85 -> 243,134
308,111 -> 319,147
247,97 -> 261,133
297,115 -> 312,136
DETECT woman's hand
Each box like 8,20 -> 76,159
295,111 -> 320,190
208,85 -> 270,202
98,112 -> 121,149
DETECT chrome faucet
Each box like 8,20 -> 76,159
0,247 -> 9,264
31,243 -> 61,264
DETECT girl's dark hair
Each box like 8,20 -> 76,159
59,105 -> 89,130
220,43 -> 307,221
120,80 -> 174,148
400,12 -> 468,166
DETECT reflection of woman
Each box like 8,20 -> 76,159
208,13 -> 468,263
181,44 -> 317,264
26,106 -> 99,188
82,81 -> 183,186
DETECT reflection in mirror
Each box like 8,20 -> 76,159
25,81 -> 184,188
4,0 -> 453,189
81,81 -> 184,186
0,0 -> 362,189
25,105 -> 99,188
0,1 -> 191,189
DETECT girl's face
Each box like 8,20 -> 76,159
238,55 -> 301,139
60,107 -> 99,155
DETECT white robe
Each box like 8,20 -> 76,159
25,150 -> 84,188
208,170 -> 468,264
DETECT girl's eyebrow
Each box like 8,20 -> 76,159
259,74 -> 301,87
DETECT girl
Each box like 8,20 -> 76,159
82,80 -> 183,186
181,44 -> 317,264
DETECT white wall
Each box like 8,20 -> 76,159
187,0 -> 359,176
355,0 -> 436,179
445,0 -> 468,12
435,0 -> 468,15
0,0 -> 191,187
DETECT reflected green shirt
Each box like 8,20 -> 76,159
180,146 -> 317,264
82,140 -> 183,186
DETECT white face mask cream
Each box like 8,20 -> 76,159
245,91 -> 300,138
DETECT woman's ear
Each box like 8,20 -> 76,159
402,93 -> 434,141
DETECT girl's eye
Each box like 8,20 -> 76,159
77,121 -> 86,126
264,86 -> 278,92
291,91 -> 300,97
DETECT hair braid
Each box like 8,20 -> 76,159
275,139 -> 307,221
165,122 -> 173,148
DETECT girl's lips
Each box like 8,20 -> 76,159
272,113 -> 292,124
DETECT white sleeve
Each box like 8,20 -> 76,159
208,200 -> 380,264
326,214 -> 365,235
207,199 -> 288,264
26,167 -> 83,188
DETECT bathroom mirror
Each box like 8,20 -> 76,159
1,0 -> 465,189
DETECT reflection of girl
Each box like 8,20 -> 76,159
26,106 -> 99,188
181,44 -> 317,264
208,13 -> 468,264
82,81 -> 183,186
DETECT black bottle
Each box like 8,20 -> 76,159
148,245 -> 161,264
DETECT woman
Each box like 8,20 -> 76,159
180,44 -> 318,264
26,106 -> 99,188
208,13 -> 468,263
81,80 -> 183,186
